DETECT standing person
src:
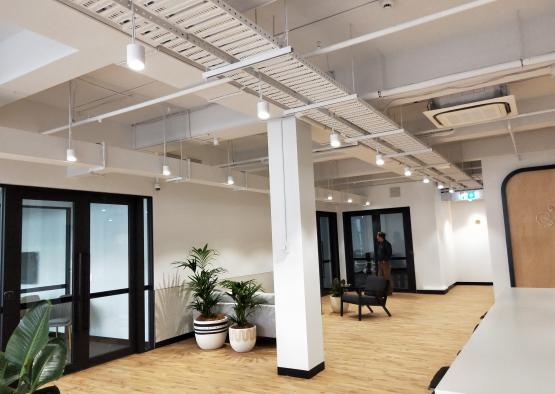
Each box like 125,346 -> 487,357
376,231 -> 393,295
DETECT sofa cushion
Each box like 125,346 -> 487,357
255,292 -> 274,305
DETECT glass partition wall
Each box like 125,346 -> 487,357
343,207 -> 416,292
0,185 -> 154,373
316,211 -> 340,294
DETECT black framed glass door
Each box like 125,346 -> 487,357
343,207 -> 416,292
316,211 -> 340,294
0,185 -> 153,373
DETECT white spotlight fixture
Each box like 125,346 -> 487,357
226,175 -> 235,185
423,176 -> 430,184
330,130 -> 341,148
375,153 -> 385,166
256,78 -> 270,120
449,187 -> 455,194
162,164 -> 171,177
437,183 -> 444,190
365,201 -> 371,206
327,194 -> 333,201
347,198 -> 353,204
126,1 -> 145,71
213,136 -> 219,146
404,167 -> 412,177
66,148 -> 77,162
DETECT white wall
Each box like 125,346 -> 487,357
450,200 -> 493,283
482,149 -> 555,297
0,158 -> 273,342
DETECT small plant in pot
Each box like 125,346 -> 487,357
330,278 -> 349,313
220,279 -> 263,353
174,244 -> 228,350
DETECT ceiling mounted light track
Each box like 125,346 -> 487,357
126,0 -> 145,71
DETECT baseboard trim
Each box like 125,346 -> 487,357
416,282 -> 493,295
277,361 -> 325,379
455,281 -> 493,286
155,332 -> 194,348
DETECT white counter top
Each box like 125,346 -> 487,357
436,288 -> 555,394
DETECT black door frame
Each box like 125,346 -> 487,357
343,207 -> 416,293
316,211 -> 341,294
0,184 -> 154,373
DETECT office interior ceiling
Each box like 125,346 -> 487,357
58,0 -> 483,188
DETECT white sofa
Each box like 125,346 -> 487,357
214,291 -> 276,338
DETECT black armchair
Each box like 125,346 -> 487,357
341,276 -> 391,321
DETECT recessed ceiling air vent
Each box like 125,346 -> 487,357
389,186 -> 401,198
423,86 -> 518,128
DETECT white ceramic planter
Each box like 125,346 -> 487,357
229,324 -> 257,353
330,295 -> 349,313
194,315 -> 228,350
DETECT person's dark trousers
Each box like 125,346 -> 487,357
378,260 -> 393,295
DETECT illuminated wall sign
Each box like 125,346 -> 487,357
441,189 -> 483,202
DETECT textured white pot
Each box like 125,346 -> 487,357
229,324 -> 257,353
330,296 -> 349,313
194,315 -> 228,350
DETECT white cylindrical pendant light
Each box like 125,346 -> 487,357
257,100 -> 270,120
404,167 -> 412,176
227,175 -> 235,185
127,42 -> 145,71
66,148 -> 77,162
347,197 -> 353,203
449,187 -> 455,194
213,136 -> 219,146
330,131 -> 341,148
423,176 -> 430,184
376,153 -> 385,166
437,183 -> 444,190
365,201 -> 371,206
327,194 -> 333,201
162,164 -> 171,176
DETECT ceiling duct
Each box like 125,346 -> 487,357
424,85 -> 518,128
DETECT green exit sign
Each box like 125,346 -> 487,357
467,191 -> 475,200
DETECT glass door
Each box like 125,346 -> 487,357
316,212 -> 340,294
343,207 -> 416,292
1,186 -> 153,373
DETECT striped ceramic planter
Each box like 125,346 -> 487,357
194,315 -> 228,350
229,324 -> 256,353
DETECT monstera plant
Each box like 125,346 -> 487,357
0,302 -> 67,393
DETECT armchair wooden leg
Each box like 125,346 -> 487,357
383,305 -> 392,317
358,302 -> 362,321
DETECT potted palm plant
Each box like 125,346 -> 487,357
0,301 -> 67,393
330,277 -> 349,313
174,244 -> 228,350
220,279 -> 263,353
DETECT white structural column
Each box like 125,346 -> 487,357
267,116 -> 325,378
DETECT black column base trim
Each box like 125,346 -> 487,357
455,281 -> 493,286
277,361 -> 325,379
155,332 -> 194,348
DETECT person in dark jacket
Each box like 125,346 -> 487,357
376,231 -> 393,295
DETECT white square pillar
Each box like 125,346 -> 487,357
267,116 -> 325,378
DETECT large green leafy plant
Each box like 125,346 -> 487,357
331,277 -> 346,297
174,244 -> 225,319
0,302 -> 67,394
220,280 -> 263,328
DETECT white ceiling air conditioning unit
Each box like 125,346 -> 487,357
423,85 -> 518,128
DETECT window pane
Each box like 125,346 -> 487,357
379,213 -> 406,257
21,200 -> 73,302
90,204 -> 129,293
89,294 -> 129,358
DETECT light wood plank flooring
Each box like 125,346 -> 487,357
57,285 -> 493,393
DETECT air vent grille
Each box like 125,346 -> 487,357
390,186 -> 401,198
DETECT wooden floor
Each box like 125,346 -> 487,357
57,285 -> 493,393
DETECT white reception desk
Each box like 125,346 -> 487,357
436,288 -> 555,394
